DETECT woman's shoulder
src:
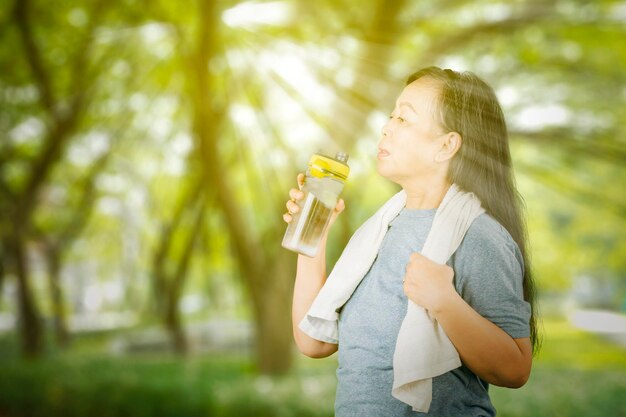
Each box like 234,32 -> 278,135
453,213 -> 523,273
462,213 -> 519,252
452,216 -> 531,337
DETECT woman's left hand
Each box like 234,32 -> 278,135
403,252 -> 456,316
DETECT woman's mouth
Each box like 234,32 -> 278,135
377,148 -> 390,159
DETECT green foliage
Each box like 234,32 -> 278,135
491,368 -> 626,417
491,317 -> 626,416
1,0 -> 625,387
0,353 -> 335,417
3,0 -> 624,279
1,319 -> 625,417
0,357 -> 216,417
532,318 -> 626,370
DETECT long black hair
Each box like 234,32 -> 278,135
407,66 -> 541,354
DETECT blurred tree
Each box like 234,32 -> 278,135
151,174 -> 208,354
177,0 -> 426,374
1,0 -> 624,373
1,0 -> 108,357
182,0 -> 299,374
33,149 -> 114,347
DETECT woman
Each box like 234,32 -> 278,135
284,66 -> 540,416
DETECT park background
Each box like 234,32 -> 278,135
1,0 -> 625,416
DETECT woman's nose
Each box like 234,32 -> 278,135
381,123 -> 391,138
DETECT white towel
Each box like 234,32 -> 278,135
298,184 -> 485,412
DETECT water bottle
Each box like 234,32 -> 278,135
282,152 -> 350,257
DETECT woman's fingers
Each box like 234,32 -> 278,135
334,198 -> 345,214
289,188 -> 304,201
328,198 -> 345,228
286,187 -> 303,214
283,174 -> 306,224
286,199 -> 300,214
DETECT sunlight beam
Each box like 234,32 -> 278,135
222,1 -> 293,28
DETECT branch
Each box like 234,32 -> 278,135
419,2 -> 558,64
150,175 -> 203,314
169,193 -> 208,304
517,161 -> 626,217
510,128 -> 626,166
57,153 -> 110,245
13,0 -> 55,111
152,173 -> 204,278
17,0 -> 105,221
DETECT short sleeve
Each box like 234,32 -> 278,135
449,213 -> 531,339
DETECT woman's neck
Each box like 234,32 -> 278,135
402,178 -> 451,209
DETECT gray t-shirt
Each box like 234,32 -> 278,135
335,208 -> 531,417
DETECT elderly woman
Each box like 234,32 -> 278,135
284,66 -> 539,417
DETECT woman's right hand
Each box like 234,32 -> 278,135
283,173 -> 345,226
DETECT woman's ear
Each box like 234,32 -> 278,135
435,132 -> 462,163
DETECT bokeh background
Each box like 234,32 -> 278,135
1,0 -> 625,416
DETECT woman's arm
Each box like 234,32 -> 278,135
291,234 -> 339,358
285,176 -> 340,358
403,252 -> 532,388
430,290 -> 532,387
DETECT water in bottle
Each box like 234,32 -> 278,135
282,152 -> 350,257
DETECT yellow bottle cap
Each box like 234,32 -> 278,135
308,153 -> 350,181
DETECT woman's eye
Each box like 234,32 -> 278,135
398,117 -> 405,123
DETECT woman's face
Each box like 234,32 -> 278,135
377,77 -> 448,186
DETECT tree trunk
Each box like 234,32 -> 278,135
0,242 -> 5,309
164,295 -> 188,354
250,250 -> 295,374
10,227 -> 43,358
186,0 -> 297,374
164,199 -> 205,355
11,0 -> 100,359
45,246 -> 69,347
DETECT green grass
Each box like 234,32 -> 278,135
0,318 -> 624,417
0,353 -> 336,417
531,318 -> 626,370
490,318 -> 626,417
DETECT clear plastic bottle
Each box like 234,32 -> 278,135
282,152 -> 350,257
